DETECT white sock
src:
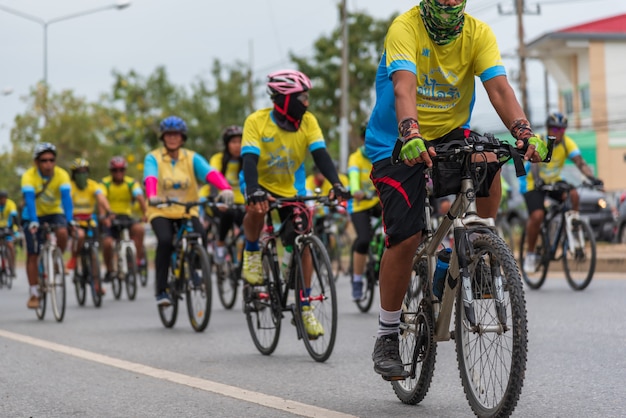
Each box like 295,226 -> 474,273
216,246 -> 226,258
30,285 -> 39,297
377,306 -> 402,337
353,274 -> 363,283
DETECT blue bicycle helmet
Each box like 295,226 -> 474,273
159,116 -> 187,140
546,112 -> 568,129
33,142 -> 57,160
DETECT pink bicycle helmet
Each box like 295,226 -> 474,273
266,69 -> 312,97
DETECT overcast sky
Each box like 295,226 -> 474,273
1,0 -> 624,151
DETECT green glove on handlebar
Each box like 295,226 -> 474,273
400,136 -> 427,160
528,135 -> 548,161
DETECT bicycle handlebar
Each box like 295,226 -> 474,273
269,195 -> 341,210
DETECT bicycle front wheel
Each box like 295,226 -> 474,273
184,244 -> 212,332
563,219 -> 596,290
36,256 -> 47,320
73,266 -> 86,306
456,232 -> 527,417
158,281 -> 179,328
294,235 -> 337,362
245,243 -> 282,355
519,227 -> 549,289
49,248 -> 66,322
125,247 -> 138,301
216,250 -> 238,310
392,256 -> 437,405
354,249 -> 377,313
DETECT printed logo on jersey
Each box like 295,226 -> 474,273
267,146 -> 294,174
417,67 -> 460,110
261,136 -> 274,143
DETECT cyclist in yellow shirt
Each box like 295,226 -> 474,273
144,115 -> 233,306
0,190 -> 19,278
21,143 -> 73,309
101,156 -> 148,279
208,125 -> 246,264
67,159 -> 111,294
241,69 -> 350,339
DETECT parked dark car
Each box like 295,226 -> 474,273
616,191 -> 626,243
500,164 -> 617,242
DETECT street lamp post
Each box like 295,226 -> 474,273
0,0 -> 131,85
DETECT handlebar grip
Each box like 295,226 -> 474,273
543,135 -> 556,163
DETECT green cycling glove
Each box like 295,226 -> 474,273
399,137 -> 427,160
528,135 -> 548,161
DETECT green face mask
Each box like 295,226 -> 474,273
74,172 -> 88,189
420,0 -> 467,45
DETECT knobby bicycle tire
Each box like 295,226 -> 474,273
562,220 -> 596,291
50,247 -> 66,322
184,243 -> 212,332
455,232 -> 527,417
392,256 -> 437,405
519,227 -> 550,289
125,246 -> 138,301
294,235 -> 337,362
245,240 -> 282,355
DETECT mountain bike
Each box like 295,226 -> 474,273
35,223 -> 66,322
519,181 -> 597,290
244,195 -> 338,362
71,220 -> 103,307
0,227 -> 14,290
154,199 -> 212,332
109,217 -> 138,301
349,216 -> 384,313
204,200 -> 246,310
389,132 -> 551,417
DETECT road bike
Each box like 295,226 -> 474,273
153,199 -> 212,332
519,181 -> 597,290
0,227 -> 14,290
349,216 -> 384,313
244,195 -> 337,362
109,217 -> 138,301
389,132 -> 550,417
35,223 -> 66,322
71,220 -> 103,307
204,199 -> 246,310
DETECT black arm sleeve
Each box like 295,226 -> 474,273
242,153 -> 260,194
311,149 -> 341,186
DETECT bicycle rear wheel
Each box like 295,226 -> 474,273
36,256 -> 47,320
125,247 -> 138,300
519,227 -> 549,289
216,247 -> 238,310
86,247 -> 103,308
245,242 -> 282,355
354,250 -> 376,313
158,280 -> 179,328
49,248 -> 66,322
185,244 -> 212,332
392,256 -> 437,405
294,235 -> 337,362
139,262 -> 148,287
563,219 -> 596,291
456,233 -> 527,417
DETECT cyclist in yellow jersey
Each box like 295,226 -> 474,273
241,69 -> 350,339
366,0 -> 547,381
21,143 -> 74,309
207,125 -> 246,264
144,115 -> 233,306
348,122 -> 382,302
0,190 -> 19,278
67,158 -> 111,295
101,156 -> 148,280
522,112 -> 603,273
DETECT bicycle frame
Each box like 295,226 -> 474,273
115,224 -> 136,277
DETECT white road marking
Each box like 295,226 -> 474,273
0,329 -> 357,418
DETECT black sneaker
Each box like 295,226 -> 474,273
372,333 -> 409,381
103,272 -> 113,283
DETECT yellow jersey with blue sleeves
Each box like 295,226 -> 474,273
71,179 -> 104,218
0,199 -> 18,228
209,152 -> 245,205
241,108 -> 327,197
365,9 -> 505,163
305,174 -> 349,196
347,147 -> 379,213
144,148 -> 206,221
21,166 -> 72,220
101,175 -> 143,216
526,135 -> 580,191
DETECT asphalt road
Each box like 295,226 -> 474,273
0,268 -> 625,417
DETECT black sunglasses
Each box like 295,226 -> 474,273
38,158 -> 55,163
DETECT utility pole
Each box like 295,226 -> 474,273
248,39 -> 255,113
339,0 -> 349,173
498,0 -> 540,119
